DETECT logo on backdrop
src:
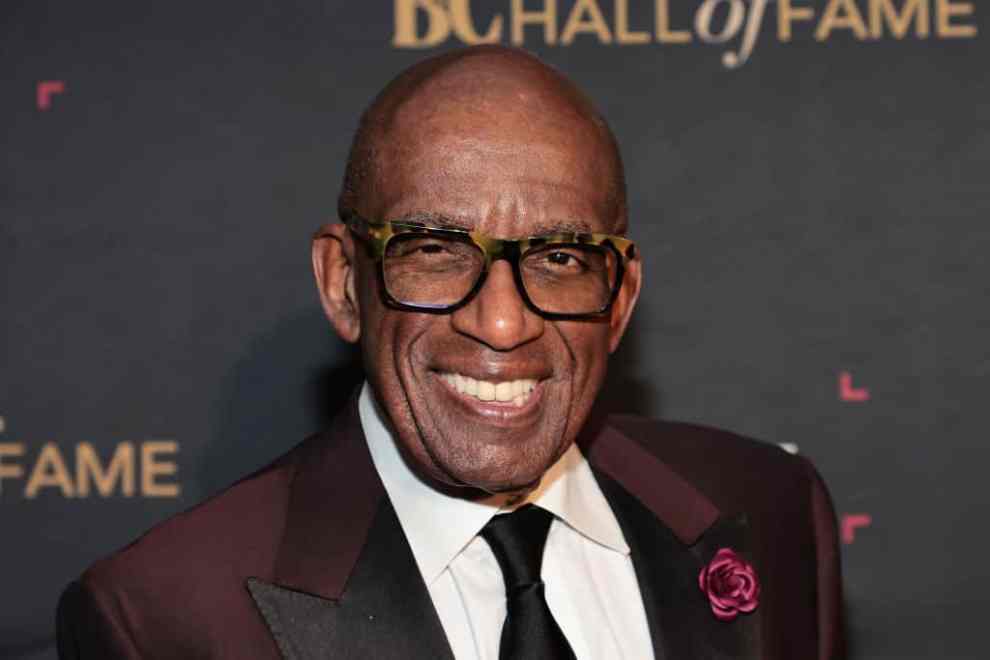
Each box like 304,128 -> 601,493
392,0 -> 979,69
0,416 -> 181,500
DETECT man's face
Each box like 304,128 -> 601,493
336,75 -> 640,495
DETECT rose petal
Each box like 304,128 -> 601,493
698,547 -> 760,621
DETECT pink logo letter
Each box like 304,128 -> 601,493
36,81 -> 66,111
841,513 -> 872,544
838,371 -> 870,402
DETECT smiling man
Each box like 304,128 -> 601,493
57,46 -> 845,660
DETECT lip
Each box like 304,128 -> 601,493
430,359 -> 552,383
431,371 -> 547,427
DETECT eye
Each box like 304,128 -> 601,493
546,251 -> 575,266
541,249 -> 589,271
385,237 -> 483,276
391,238 -> 456,258
522,244 -> 611,281
419,243 -> 443,254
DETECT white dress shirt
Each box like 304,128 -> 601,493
358,383 -> 655,660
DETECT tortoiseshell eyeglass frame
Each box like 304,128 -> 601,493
339,212 -> 638,320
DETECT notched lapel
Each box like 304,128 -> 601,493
599,475 -> 761,660
589,423 -> 762,660
690,513 -> 763,660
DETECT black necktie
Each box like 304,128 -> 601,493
481,504 -> 577,660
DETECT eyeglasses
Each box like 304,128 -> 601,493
340,212 -> 637,319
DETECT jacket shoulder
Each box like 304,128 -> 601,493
63,438 -> 308,657
83,443 -> 299,591
601,415 -> 822,514
598,417 -> 845,658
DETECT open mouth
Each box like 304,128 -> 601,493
437,372 -> 539,408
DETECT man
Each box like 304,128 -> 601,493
57,46 -> 844,659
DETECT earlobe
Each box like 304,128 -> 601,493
312,223 -> 362,344
608,256 -> 642,354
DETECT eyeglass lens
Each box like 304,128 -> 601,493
382,234 -> 618,314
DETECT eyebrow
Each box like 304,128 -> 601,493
393,212 -> 470,231
530,220 -> 596,235
391,212 -> 597,236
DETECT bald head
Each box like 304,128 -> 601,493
315,46 -> 643,496
339,46 -> 627,233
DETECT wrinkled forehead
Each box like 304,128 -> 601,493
368,74 -> 622,236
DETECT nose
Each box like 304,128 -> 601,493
450,260 -> 544,351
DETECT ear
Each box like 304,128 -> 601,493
312,223 -> 361,343
607,254 -> 642,354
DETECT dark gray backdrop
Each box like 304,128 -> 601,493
2,1 -> 987,658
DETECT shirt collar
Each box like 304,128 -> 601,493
358,382 -> 629,586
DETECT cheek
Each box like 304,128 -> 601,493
361,299 -> 435,425
356,262 -> 415,372
553,321 -> 612,428
356,266 -> 408,414
356,270 -> 384,377
557,321 -> 611,383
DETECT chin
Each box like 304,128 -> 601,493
421,430 -> 569,495
456,463 -> 544,494
443,468 -> 544,497
410,372 -> 570,477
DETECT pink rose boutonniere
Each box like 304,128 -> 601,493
698,547 -> 760,622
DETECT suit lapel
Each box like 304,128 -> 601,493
247,498 -> 454,660
246,397 -> 453,659
688,513 -> 763,659
589,425 -> 762,660
245,399 -> 764,659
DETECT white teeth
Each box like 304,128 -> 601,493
478,381 -> 495,401
441,373 -> 538,407
494,381 -> 513,402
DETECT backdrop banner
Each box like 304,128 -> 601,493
2,1 -> 986,658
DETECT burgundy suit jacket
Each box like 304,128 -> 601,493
56,399 -> 845,659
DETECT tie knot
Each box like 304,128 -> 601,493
481,504 -> 554,591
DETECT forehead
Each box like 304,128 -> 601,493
370,98 -> 619,238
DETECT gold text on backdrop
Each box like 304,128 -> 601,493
0,441 -> 180,499
393,0 -> 979,69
